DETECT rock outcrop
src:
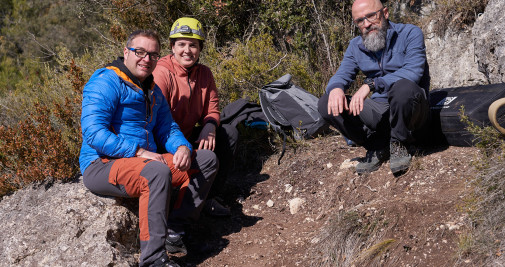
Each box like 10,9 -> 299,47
425,26 -> 487,89
425,0 -> 504,88
472,0 -> 505,84
0,178 -> 139,266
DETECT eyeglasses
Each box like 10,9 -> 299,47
127,47 -> 160,61
353,7 -> 384,27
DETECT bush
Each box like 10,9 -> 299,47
457,109 -> 505,264
202,33 -> 323,107
427,0 -> 488,36
0,59 -> 84,197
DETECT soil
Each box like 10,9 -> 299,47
177,131 -> 479,267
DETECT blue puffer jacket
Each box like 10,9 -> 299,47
79,58 -> 192,173
325,21 -> 430,102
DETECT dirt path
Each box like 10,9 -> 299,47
181,133 -> 478,267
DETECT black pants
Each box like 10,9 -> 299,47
318,79 -> 429,151
191,124 -> 239,197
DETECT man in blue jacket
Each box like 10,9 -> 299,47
79,30 -> 218,267
318,0 -> 430,175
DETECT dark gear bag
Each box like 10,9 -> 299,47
259,74 -> 328,164
429,83 -> 505,146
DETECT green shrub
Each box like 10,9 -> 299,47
202,33 -> 323,107
457,108 -> 505,264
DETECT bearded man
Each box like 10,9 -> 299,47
318,0 -> 430,175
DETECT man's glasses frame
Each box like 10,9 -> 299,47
127,47 -> 160,61
353,7 -> 385,27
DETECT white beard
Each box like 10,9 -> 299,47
363,31 -> 386,52
362,20 -> 388,52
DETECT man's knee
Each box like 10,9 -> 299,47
389,79 -> 421,100
141,161 -> 172,190
219,124 -> 239,151
318,93 -> 330,119
194,150 -> 219,179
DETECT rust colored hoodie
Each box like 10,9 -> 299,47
153,54 -> 220,139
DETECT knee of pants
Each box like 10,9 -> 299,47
318,93 -> 331,119
388,79 -> 424,107
142,161 -> 172,192
194,149 -> 219,180
318,93 -> 348,127
218,124 -> 239,152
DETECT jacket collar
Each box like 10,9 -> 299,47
156,54 -> 200,77
106,57 -> 155,92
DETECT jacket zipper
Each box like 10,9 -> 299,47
186,70 -> 192,101
143,88 -> 152,150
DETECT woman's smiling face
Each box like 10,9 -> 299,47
171,38 -> 201,68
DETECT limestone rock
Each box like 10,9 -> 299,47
425,26 -> 487,89
340,159 -> 358,170
425,0 -> 505,88
472,0 -> 505,84
289,198 -> 305,215
0,177 -> 139,266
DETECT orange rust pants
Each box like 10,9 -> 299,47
82,150 -> 218,266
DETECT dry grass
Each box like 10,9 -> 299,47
311,211 -> 394,267
424,0 -> 488,36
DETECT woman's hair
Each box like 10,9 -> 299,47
169,38 -> 204,51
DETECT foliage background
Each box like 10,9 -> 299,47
0,0 -> 489,196
0,0 -> 496,264
0,0 -> 363,192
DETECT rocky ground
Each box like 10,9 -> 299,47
0,130 -> 480,267
176,131 -> 480,267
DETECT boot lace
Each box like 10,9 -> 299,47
390,142 -> 409,158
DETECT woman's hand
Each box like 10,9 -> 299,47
196,123 -> 216,151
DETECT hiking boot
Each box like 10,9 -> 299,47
149,254 -> 180,267
356,148 -> 389,174
165,233 -> 187,254
389,142 -> 412,174
203,197 -> 231,217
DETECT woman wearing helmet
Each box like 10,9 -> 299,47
153,17 -> 238,220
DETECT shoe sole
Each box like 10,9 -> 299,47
166,246 -> 187,254
356,163 -> 382,174
165,241 -> 187,254
390,160 -> 411,174
390,165 -> 409,174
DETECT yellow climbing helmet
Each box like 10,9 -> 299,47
169,17 -> 205,41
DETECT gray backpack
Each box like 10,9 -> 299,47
259,74 -> 328,163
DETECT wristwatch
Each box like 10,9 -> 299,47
364,78 -> 375,91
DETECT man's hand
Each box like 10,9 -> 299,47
196,123 -> 216,151
348,84 -> 371,116
173,146 -> 191,171
327,88 -> 348,116
136,148 -> 167,164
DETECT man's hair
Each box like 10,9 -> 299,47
126,30 -> 161,49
